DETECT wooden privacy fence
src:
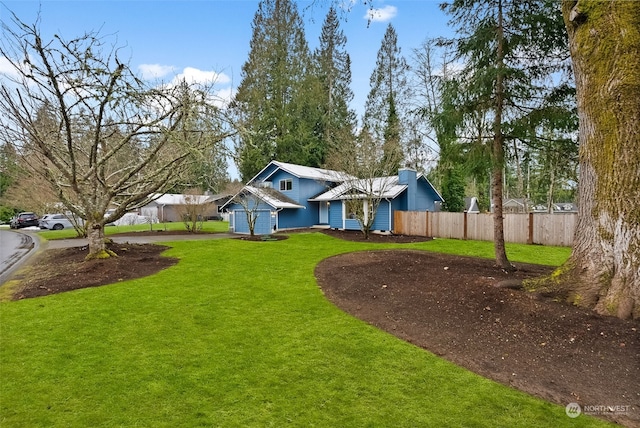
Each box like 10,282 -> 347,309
393,211 -> 577,247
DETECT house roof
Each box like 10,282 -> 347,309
503,198 -> 526,207
310,176 -> 406,201
252,160 -> 348,184
150,193 -> 214,205
227,186 -> 306,210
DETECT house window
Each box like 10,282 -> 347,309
279,179 -> 293,191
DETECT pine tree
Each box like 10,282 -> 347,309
232,0 -> 320,181
363,24 -> 410,175
314,6 -> 356,161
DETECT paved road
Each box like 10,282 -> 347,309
0,229 -> 38,285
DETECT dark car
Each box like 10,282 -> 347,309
10,212 -> 39,229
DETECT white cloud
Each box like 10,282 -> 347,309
0,56 -> 22,78
210,86 -> 236,108
364,5 -> 398,22
138,63 -> 176,80
172,67 -> 230,86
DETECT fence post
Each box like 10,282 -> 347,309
463,212 -> 468,240
393,210 -> 398,234
528,212 -> 534,245
425,210 -> 430,237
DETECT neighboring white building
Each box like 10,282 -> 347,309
139,193 -> 231,222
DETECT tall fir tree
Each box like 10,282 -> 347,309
362,24 -> 410,175
441,0 -> 571,270
232,0 -> 321,181
314,6 -> 356,162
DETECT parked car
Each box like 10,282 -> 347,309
10,212 -> 39,229
39,213 -> 80,230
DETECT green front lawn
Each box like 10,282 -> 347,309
37,220 -> 230,240
1,233 -> 604,427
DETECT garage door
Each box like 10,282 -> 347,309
233,209 -> 273,235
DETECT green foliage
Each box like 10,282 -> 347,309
381,94 -> 403,172
176,108 -> 231,194
441,166 -> 466,212
0,205 -> 17,223
0,233 -> 600,427
438,0 -> 576,182
363,24 -> 410,171
314,6 -> 357,160
233,0 -> 325,181
438,0 -> 575,267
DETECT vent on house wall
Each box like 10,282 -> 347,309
258,181 -> 273,189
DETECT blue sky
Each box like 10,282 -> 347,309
1,0 -> 452,177
1,1 -> 452,112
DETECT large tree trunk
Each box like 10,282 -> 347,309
86,222 -> 115,260
560,0 -> 640,319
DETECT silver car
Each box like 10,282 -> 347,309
39,213 -> 79,230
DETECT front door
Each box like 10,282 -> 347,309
319,202 -> 329,224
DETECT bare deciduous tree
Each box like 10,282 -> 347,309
0,15 -> 232,258
178,189 -> 209,233
227,183 -> 272,237
325,128 -> 401,239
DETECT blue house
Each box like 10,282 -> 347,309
223,161 -> 443,235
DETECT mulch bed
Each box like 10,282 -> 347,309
315,246 -> 639,427
12,242 -> 177,299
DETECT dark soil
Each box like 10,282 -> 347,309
318,228 -> 433,244
315,234 -> 639,427
12,241 -> 177,299
235,234 -> 289,241
11,229 -> 639,426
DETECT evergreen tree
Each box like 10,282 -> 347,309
314,6 -> 356,161
441,0 -> 571,270
232,0 -> 320,181
363,24 -> 410,175
441,166 -> 466,212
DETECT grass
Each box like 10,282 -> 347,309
410,237 -> 571,267
0,232 -> 604,427
36,220 -> 230,240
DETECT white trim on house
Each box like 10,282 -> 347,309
248,160 -> 348,184
222,186 -> 306,211
310,176 -> 406,202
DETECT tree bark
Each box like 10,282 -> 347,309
560,0 -> 640,318
492,0 -> 513,271
85,222 -> 114,260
